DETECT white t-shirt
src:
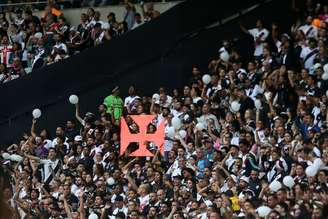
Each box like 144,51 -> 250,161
139,194 -> 150,211
312,106 -> 320,125
300,46 -> 318,70
299,24 -> 318,39
245,84 -> 263,101
171,109 -> 183,118
197,114 -> 220,130
276,40 -> 282,52
124,95 -> 138,107
131,21 -> 143,30
0,73 -> 5,82
40,158 -> 60,182
52,42 -> 68,54
161,95 -> 172,108
111,207 -> 128,217
225,154 -> 236,170
192,96 -> 202,104
164,125 -> 173,152
256,130 -> 266,143
248,28 -> 269,56
111,193 -> 126,203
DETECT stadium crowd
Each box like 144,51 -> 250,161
0,0 -> 160,84
2,0 -> 328,219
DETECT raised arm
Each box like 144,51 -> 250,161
177,135 -> 188,151
24,153 -> 41,162
165,205 -> 177,219
123,168 -> 138,191
40,184 -> 51,198
218,151 -> 232,171
149,98 -> 156,115
152,149 -> 160,164
287,70 -> 295,88
122,158 -> 137,171
31,119 -> 37,138
254,109 -> 261,145
207,121 -> 218,141
75,103 -> 84,125
239,22 -> 249,34
62,196 -> 73,219
78,191 -> 86,219
140,2 -> 147,20
201,85 -> 208,100
214,162 -> 230,178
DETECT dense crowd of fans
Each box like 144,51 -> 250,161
0,0 -> 160,84
0,0 -> 165,9
2,0 -> 328,219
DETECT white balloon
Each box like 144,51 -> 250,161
106,177 -> 115,186
255,99 -> 262,110
9,154 -> 23,162
230,101 -> 241,112
305,165 -> 317,177
202,74 -> 211,85
179,130 -> 187,138
32,108 -> 42,119
195,123 -> 205,131
257,206 -> 271,218
283,175 -> 295,188
2,152 -> 10,160
69,94 -> 79,104
324,63 -> 328,73
313,158 -> 324,171
88,213 -> 99,219
220,51 -> 230,62
172,117 -> 182,130
152,93 -> 160,101
269,180 -> 282,192
167,126 -> 175,138
322,73 -> 328,81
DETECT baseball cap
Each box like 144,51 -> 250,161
240,176 -> 249,184
229,174 -> 238,183
34,32 -> 43,39
313,63 -> 322,70
74,135 -> 83,142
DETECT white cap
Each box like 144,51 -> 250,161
34,32 -> 43,39
204,199 -> 213,207
313,63 -> 322,70
229,174 -> 237,183
74,135 -> 83,141
240,176 -> 249,184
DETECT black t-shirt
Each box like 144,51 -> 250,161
65,128 -> 79,141
240,96 -> 255,116
80,156 -> 94,173
67,193 -> 79,205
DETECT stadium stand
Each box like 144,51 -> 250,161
1,0 -> 328,219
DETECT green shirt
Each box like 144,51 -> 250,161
104,95 -> 123,123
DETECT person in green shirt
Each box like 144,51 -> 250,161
104,86 -> 123,125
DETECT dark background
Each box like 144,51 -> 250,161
0,0 -> 293,147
